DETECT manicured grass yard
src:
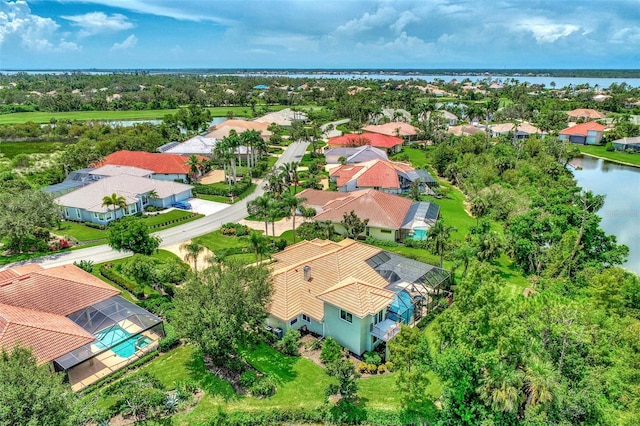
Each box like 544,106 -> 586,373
140,210 -> 201,227
578,145 -> 640,167
56,221 -> 106,241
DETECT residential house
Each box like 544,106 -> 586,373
327,133 -> 404,154
329,159 -> 437,194
447,125 -> 486,137
55,172 -> 193,225
160,135 -> 217,157
265,239 -> 450,355
100,150 -> 203,182
205,119 -> 272,142
324,145 -> 388,165
490,122 -> 546,139
612,136 -> 640,153
0,264 -> 163,391
298,189 -> 439,242
559,122 -> 606,145
566,108 -> 606,122
253,108 -> 308,127
362,121 -> 419,142
420,110 -> 459,127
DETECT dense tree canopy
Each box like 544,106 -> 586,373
107,216 -> 161,255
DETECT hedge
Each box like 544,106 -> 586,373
99,265 -> 145,299
194,176 -> 252,197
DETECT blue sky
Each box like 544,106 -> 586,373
1,0 -> 639,69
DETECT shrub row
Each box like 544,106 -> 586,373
220,222 -> 250,236
147,213 -> 199,229
158,323 -> 179,352
364,236 -> 399,247
194,176 -> 252,197
65,219 -> 105,230
99,265 -> 145,299
208,405 -> 428,426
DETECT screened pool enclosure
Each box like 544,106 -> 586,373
54,295 -> 163,391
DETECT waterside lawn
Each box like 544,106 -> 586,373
578,145 -> 640,167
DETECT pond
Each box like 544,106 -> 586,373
100,116 -> 227,128
572,156 -> 640,275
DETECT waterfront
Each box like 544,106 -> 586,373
572,156 -> 640,275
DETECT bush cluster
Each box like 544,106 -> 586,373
320,337 -> 342,365
194,176 -> 252,197
158,323 -> 179,352
249,376 -> 276,398
99,265 -> 145,299
220,222 -> 250,236
403,237 -> 429,249
364,236 -> 399,247
276,329 -> 300,356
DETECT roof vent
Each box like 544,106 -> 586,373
303,265 -> 312,281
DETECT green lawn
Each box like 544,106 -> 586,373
0,141 -> 66,158
193,230 -> 249,252
578,145 -> 640,167
0,105 -> 322,125
391,146 -> 430,169
140,210 -> 200,227
56,221 -> 106,241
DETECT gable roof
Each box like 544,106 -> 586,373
0,303 -> 94,364
164,135 -> 217,156
324,145 -> 389,164
566,108 -> 606,120
316,278 -> 395,317
0,264 -> 120,316
560,122 -> 606,136
55,174 -> 193,213
328,133 -> 404,149
205,119 -> 272,140
100,150 -> 200,175
0,264 -> 121,364
298,188 -> 413,230
362,122 -> 418,137
490,121 -> 544,135
269,239 -> 387,320
329,159 -> 422,190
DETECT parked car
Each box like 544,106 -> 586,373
171,201 -> 192,210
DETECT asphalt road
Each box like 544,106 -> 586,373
7,141 -> 310,269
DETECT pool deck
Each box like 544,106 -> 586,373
69,320 -> 161,391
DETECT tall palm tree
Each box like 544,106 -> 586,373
247,194 -> 273,238
279,161 -> 300,195
180,241 -> 204,271
523,358 -> 557,408
426,218 -> 457,268
249,231 -> 268,263
477,365 -> 523,413
102,193 -> 127,220
185,154 -> 201,183
282,193 -> 305,243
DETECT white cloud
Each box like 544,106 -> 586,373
518,20 -> 580,43
390,11 -> 419,34
0,0 -> 80,52
110,34 -> 137,51
333,5 -> 396,36
61,12 -> 133,37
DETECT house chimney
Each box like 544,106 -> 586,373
303,265 -> 312,281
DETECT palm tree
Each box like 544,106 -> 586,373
279,161 -> 300,194
185,154 -> 201,183
523,358 -> 557,408
102,193 -> 127,220
180,241 -> 204,271
249,231 -> 268,263
282,192 -> 305,243
247,194 -> 273,238
426,218 -> 457,268
477,365 -> 523,413
241,129 -> 262,171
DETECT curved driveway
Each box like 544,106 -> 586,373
8,141 -> 310,269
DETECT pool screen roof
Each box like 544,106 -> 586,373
401,202 -> 440,230
54,295 -> 162,370
366,251 -> 450,291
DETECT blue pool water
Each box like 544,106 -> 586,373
94,325 -> 152,358
412,229 -> 427,240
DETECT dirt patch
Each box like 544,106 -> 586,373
202,354 -> 247,395
199,169 -> 226,184
299,334 -> 325,367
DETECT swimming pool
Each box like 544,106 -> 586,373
412,228 -> 427,240
94,325 -> 153,358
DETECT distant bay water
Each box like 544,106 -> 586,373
3,70 -> 640,88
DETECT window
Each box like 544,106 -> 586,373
372,335 -> 378,344
381,229 -> 392,234
375,310 -> 384,324
76,209 -> 81,219
290,318 -> 298,326
99,213 -> 105,221
302,314 -> 310,323
340,310 -> 352,323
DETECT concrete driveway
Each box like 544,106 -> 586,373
186,198 -> 228,216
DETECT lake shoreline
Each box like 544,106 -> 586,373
579,152 -> 640,169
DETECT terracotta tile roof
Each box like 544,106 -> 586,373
0,270 -> 18,281
566,108 -> 606,120
316,278 -> 395,317
329,159 -> 418,190
362,122 -> 418,137
99,150 -> 204,175
269,239 -> 387,321
447,125 -> 485,136
0,303 -> 94,364
205,119 -> 272,140
328,133 -> 404,149
298,189 -> 412,230
560,122 -> 606,136
0,264 -> 119,316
